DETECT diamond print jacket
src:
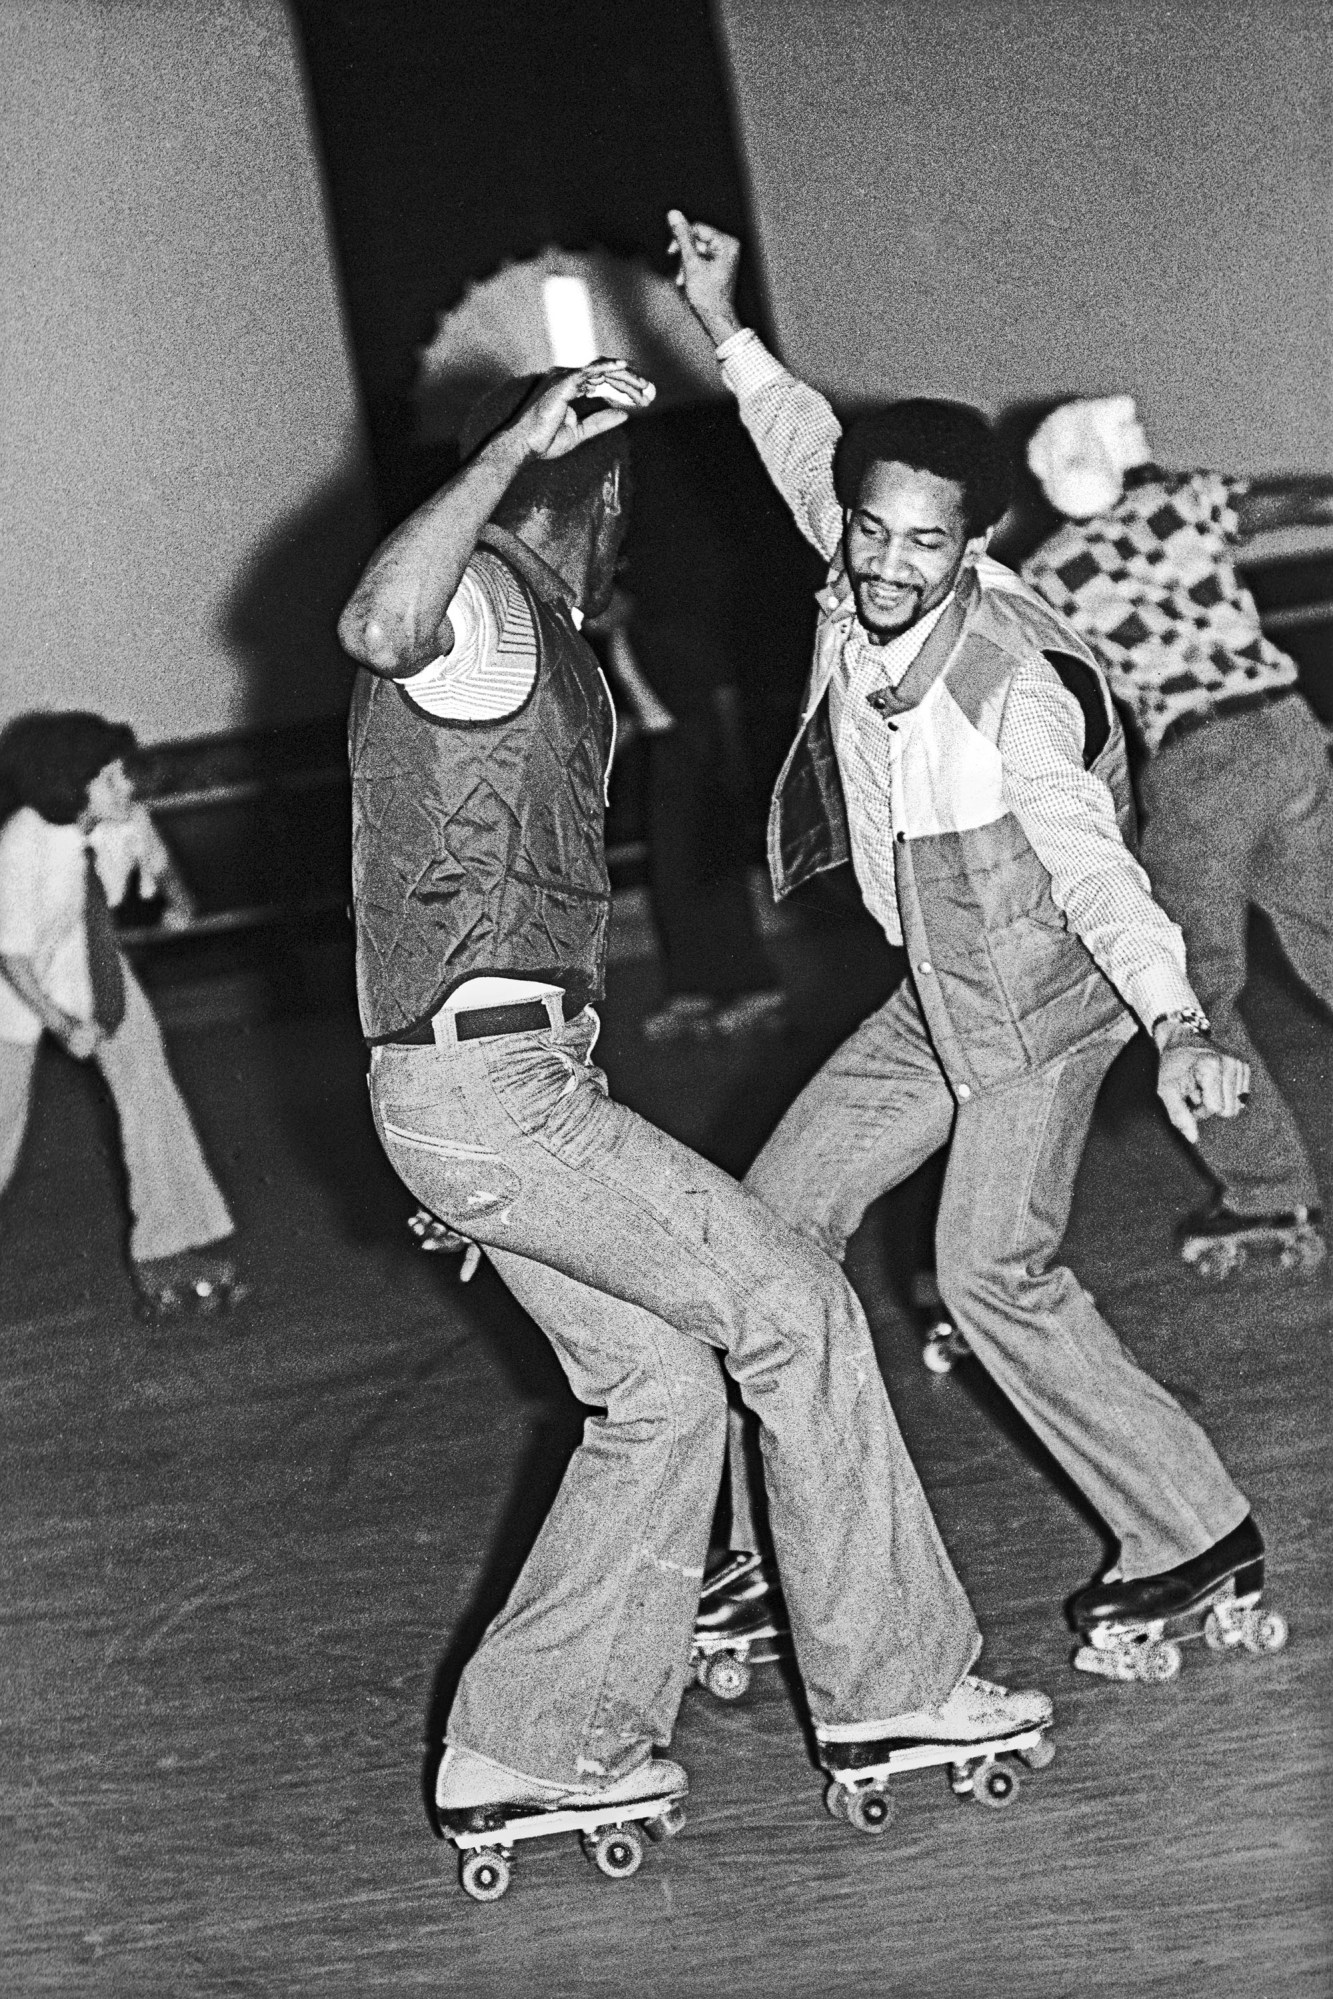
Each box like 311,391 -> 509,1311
349,529 -> 613,1043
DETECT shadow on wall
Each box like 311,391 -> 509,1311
222,454 -> 381,733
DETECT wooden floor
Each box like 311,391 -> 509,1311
2,910 -> 1330,1997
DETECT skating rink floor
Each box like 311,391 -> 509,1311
2,899 -> 1330,1997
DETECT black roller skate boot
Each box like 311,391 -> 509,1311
435,1745 -> 687,1901
1071,1513 -> 1288,1682
819,1676 -> 1055,1836
690,1550 -> 789,1699
1178,1199 -> 1325,1281
131,1245 -> 246,1322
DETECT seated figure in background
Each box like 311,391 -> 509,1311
0,711 -> 241,1317
1023,399 -> 1333,1278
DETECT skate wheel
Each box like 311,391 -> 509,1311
972,1760 -> 1020,1809
701,1653 -> 751,1701
1138,1641 -> 1183,1683
1020,1734 -> 1056,1772
1280,1232 -> 1326,1277
589,1823 -> 644,1879
1245,1609 -> 1289,1657
824,1780 -> 851,1822
1185,1240 -> 1244,1281
923,1333 -> 955,1376
1202,1607 -> 1235,1653
460,1849 -> 511,1901
845,1783 -> 895,1835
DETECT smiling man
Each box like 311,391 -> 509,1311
670,213 -> 1280,1681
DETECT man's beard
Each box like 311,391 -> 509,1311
851,573 -> 923,638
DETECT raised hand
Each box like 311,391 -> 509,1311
515,361 -> 656,463
666,210 -> 743,345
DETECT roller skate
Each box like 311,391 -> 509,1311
690,1550 -> 789,1700
1070,1513 -> 1288,1683
131,1245 -> 246,1322
819,1676 -> 1055,1836
910,1269 -> 971,1375
435,1744 -> 687,1902
1177,1199 -> 1325,1281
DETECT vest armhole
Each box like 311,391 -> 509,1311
1043,651 -> 1110,767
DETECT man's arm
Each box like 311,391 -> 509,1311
0,952 -> 99,1057
1233,474 -> 1333,539
1000,666 -> 1248,1142
668,211 -> 843,561
338,360 -> 654,677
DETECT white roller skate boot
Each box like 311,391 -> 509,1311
818,1676 -> 1055,1835
1178,1200 -> 1325,1281
1071,1513 -> 1287,1683
690,1550 -> 789,1700
435,1744 -> 688,1901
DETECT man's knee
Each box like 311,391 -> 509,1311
743,1153 -> 847,1264
608,1342 -> 729,1455
937,1243 -> 1078,1335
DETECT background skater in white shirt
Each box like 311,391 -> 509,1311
0,711 -> 241,1319
670,212 -> 1288,1688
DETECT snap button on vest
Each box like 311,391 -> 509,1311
918,961 -> 933,974
956,1084 -> 972,1100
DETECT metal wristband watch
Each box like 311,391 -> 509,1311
1151,1006 -> 1212,1044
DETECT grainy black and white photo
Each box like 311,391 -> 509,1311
2,3 -> 1329,1993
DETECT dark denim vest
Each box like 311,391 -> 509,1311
349,528 -> 613,1043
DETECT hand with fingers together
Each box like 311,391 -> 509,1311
666,210 -> 745,347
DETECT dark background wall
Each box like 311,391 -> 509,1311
291,0 -> 773,515
291,0 -> 825,802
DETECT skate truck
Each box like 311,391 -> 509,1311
440,1790 -> 687,1903
821,1707 -> 1056,1836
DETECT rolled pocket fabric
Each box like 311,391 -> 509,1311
375,1117 -> 522,1231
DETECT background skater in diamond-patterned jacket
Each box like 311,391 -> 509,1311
1023,398 -> 1333,1278
670,211 -> 1281,1680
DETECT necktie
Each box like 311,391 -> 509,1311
84,845 -> 127,1035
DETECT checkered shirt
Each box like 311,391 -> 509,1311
717,330 -> 1199,1029
1022,469 -> 1297,754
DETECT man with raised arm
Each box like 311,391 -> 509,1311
669,213 -> 1280,1685
338,357 -> 1053,1854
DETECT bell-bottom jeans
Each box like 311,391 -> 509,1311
731,979 -> 1249,1582
368,1001 -> 979,1788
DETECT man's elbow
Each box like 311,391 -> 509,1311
338,603 -> 408,676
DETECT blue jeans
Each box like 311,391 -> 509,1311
736,980 -> 1249,1580
368,1001 -> 979,1788
1140,691 -> 1333,1213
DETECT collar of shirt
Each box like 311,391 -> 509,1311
841,592 -> 954,690
479,523 -> 582,619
